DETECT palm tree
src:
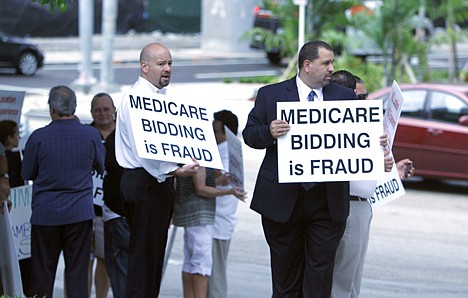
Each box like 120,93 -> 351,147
33,0 -> 68,13
348,0 -> 430,86
242,0 -> 358,64
426,0 -> 468,82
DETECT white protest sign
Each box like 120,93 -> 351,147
368,166 -> 405,207
0,90 -> 25,124
7,185 -> 32,260
126,91 -> 223,169
0,203 -> 24,296
225,126 -> 244,189
92,170 -> 106,206
277,100 -> 384,182
383,81 -> 405,149
369,81 -> 406,207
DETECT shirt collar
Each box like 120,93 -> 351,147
138,76 -> 167,95
296,76 -> 323,102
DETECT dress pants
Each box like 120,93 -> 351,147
31,220 -> 93,298
121,168 -> 175,298
262,184 -> 346,298
207,238 -> 231,298
332,200 -> 373,298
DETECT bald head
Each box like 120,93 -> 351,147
139,43 -> 173,89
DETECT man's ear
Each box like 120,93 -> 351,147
141,61 -> 148,74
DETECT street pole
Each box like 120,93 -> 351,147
99,0 -> 119,92
74,0 -> 96,94
296,0 -> 306,52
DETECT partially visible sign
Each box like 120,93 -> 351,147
370,81 -> 406,207
368,166 -> 406,207
7,185 -> 32,260
383,81 -> 405,149
92,170 -> 106,206
225,126 -> 244,189
0,90 -> 25,124
0,202 -> 24,296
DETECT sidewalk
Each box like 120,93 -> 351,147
23,32 -> 265,133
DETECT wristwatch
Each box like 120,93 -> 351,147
0,173 -> 9,179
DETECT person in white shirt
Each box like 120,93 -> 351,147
207,110 -> 242,298
331,72 -> 415,298
115,42 -> 199,298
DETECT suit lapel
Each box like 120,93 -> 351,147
285,77 -> 299,102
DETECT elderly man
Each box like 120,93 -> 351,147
22,85 -> 105,298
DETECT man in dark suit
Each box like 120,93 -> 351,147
243,40 -> 356,298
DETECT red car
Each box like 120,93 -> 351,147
369,83 -> 468,181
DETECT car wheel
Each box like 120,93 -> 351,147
266,52 -> 282,65
16,52 -> 39,76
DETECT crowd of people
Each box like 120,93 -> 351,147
0,39 -> 416,298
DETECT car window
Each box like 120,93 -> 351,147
429,91 -> 468,124
401,90 -> 427,118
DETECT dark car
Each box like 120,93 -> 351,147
0,31 -> 44,75
249,5 -> 284,64
369,83 -> 468,181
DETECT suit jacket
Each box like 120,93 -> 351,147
242,77 -> 356,224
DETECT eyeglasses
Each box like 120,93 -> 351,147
357,93 -> 368,100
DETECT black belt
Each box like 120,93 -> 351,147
350,195 -> 367,202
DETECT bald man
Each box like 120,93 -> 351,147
115,43 -> 199,297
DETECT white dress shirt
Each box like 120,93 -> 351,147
115,76 -> 179,182
296,76 -> 324,102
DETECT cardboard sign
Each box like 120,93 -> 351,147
7,185 -> 32,260
225,126 -> 244,189
92,170 -> 106,206
0,90 -> 25,124
0,202 -> 24,296
368,166 -> 406,207
383,81 -> 405,149
277,100 -> 384,182
370,81 -> 406,207
126,91 -> 223,169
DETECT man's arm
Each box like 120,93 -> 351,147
243,88 -> 280,149
93,135 -> 106,175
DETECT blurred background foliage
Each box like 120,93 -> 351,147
243,0 -> 468,88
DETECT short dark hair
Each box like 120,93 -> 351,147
298,40 -> 333,70
0,120 -> 18,145
331,70 -> 357,90
91,92 -> 115,109
213,110 -> 239,135
48,85 -> 76,116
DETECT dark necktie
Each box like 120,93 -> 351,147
302,90 -> 317,191
307,90 -> 316,102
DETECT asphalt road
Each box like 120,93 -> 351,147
51,148 -> 468,298
0,58 -> 284,89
